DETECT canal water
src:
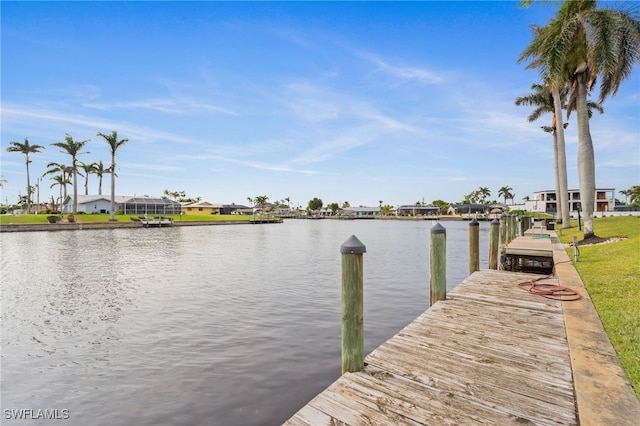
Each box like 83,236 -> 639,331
1,219 -> 490,425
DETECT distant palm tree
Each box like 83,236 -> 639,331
520,0 -> 640,238
78,161 -> 98,195
254,195 -> 269,215
52,134 -> 90,214
498,186 -> 514,205
380,204 -> 393,216
49,174 -> 72,210
43,162 -> 73,201
94,160 -> 110,195
629,186 -> 640,206
6,137 -> 45,213
618,189 -> 631,206
478,187 -> 491,204
97,130 -> 129,221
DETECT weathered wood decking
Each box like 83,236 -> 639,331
285,269 -> 577,425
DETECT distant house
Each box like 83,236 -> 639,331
62,195 -> 181,215
343,207 -> 380,217
397,205 -> 439,216
181,201 -> 222,215
524,188 -> 615,214
447,204 -> 493,216
220,204 -> 252,215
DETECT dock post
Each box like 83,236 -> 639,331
469,219 -> 479,274
499,213 -> 507,248
340,235 -> 366,374
489,219 -> 499,269
520,215 -> 526,236
430,223 -> 446,306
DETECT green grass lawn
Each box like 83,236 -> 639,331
0,213 -> 255,224
558,216 -> 640,399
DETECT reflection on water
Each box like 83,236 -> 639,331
1,220 -> 488,425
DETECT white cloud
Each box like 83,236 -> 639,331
362,53 -> 445,85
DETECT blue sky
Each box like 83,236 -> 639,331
2,1 -> 638,209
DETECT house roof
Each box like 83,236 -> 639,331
64,195 -> 181,206
398,205 -> 438,209
344,207 -> 380,212
182,201 -> 223,208
63,195 -> 124,204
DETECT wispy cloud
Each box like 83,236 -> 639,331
1,105 -> 201,145
82,98 -> 238,116
125,163 -> 183,172
362,53 -> 445,85
172,152 -> 319,175
208,155 -> 319,174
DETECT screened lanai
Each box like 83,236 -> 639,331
122,197 -> 181,215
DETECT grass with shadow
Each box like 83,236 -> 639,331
558,216 -> 640,399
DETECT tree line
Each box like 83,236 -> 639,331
5,131 -> 128,220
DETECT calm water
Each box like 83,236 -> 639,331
1,219 -> 489,425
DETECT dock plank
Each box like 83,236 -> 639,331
284,269 -> 578,426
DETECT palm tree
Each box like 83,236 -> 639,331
6,137 -> 45,214
498,186 -> 514,205
618,189 -> 631,206
94,160 -> 109,195
629,186 -> 640,206
43,162 -> 73,201
78,161 -> 98,195
478,187 -> 491,204
97,130 -> 129,221
520,0 -> 640,239
49,174 -> 72,211
52,134 -> 90,214
515,81 -> 570,226
254,195 -> 269,215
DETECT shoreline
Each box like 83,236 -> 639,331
0,220 -> 258,233
0,215 -> 501,232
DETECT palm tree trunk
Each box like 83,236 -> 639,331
72,160 -> 78,214
110,156 -> 116,221
551,85 -> 571,228
575,74 -> 596,239
552,131 -> 562,221
25,156 -> 32,214
98,175 -> 103,195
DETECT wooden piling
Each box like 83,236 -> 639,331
468,218 -> 479,274
340,235 -> 366,374
430,223 -> 446,306
489,219 -> 499,270
499,213 -> 507,248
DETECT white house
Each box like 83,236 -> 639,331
63,195 -> 181,215
523,188 -> 615,215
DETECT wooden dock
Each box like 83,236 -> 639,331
285,269 -> 577,425
503,235 -> 554,273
